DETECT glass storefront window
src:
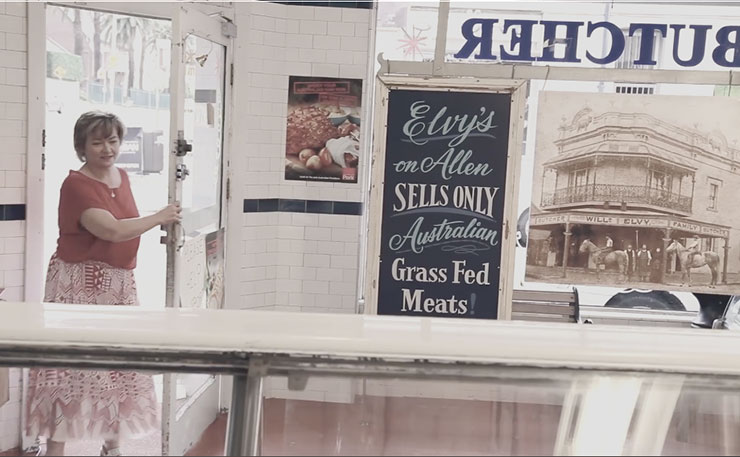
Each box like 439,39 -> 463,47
437,1 -> 740,72
376,2 -> 438,62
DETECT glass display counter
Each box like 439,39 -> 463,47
258,369 -> 740,455
0,302 -> 739,456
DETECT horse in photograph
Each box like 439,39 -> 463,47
579,239 -> 628,280
666,240 -> 720,287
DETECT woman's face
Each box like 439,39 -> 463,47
84,129 -> 120,169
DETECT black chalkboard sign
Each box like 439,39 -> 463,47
376,89 -> 511,319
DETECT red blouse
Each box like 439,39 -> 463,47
56,169 -> 141,269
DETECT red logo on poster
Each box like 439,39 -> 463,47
342,168 -> 357,182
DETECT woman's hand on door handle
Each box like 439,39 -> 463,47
157,202 -> 182,226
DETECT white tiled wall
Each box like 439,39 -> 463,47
0,2 -> 27,452
266,375 -> 354,404
228,2 -> 371,314
362,378 -> 567,406
0,221 -> 24,303
225,1 -> 371,406
0,368 -> 21,452
0,0 -> 27,302
0,368 -> 21,453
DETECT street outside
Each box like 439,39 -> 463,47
526,265 -> 740,296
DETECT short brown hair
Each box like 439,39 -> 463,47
73,111 -> 126,161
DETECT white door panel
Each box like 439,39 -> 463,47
164,5 -> 233,456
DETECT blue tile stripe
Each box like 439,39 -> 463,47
244,199 -> 362,216
1,201 -> 358,221
0,204 -> 25,221
259,0 -> 373,9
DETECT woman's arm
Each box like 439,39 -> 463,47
80,203 -> 181,243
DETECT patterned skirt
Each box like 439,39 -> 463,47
26,255 -> 159,441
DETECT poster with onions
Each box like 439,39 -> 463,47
285,76 -> 362,183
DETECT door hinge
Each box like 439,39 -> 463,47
226,176 -> 231,200
230,63 -> 234,86
221,18 -> 237,39
176,163 -> 190,181
41,129 -> 46,170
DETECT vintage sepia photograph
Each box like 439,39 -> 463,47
526,92 -> 740,295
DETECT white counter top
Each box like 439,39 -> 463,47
0,302 -> 738,376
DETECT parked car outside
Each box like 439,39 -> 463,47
712,295 -> 740,330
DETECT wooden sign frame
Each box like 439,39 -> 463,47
364,75 -> 527,320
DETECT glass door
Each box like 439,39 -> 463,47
164,5 -> 232,455
29,3 -> 175,455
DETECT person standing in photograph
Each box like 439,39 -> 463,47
625,244 -> 637,281
540,237 -> 551,266
547,237 -> 558,267
636,244 -> 652,281
569,241 -> 578,268
26,111 -> 182,456
650,247 -> 663,283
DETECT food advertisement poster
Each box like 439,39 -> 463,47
285,76 -> 362,183
180,233 -> 207,309
205,228 -> 225,309
179,229 -> 225,309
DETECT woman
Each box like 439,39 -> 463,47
26,111 -> 181,456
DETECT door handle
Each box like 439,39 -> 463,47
175,133 -> 192,157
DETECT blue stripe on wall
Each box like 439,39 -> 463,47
243,199 -> 362,215
259,0 -> 373,9
0,204 -> 25,221
2,201 -> 359,221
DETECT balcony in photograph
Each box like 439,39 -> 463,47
541,184 -> 693,216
